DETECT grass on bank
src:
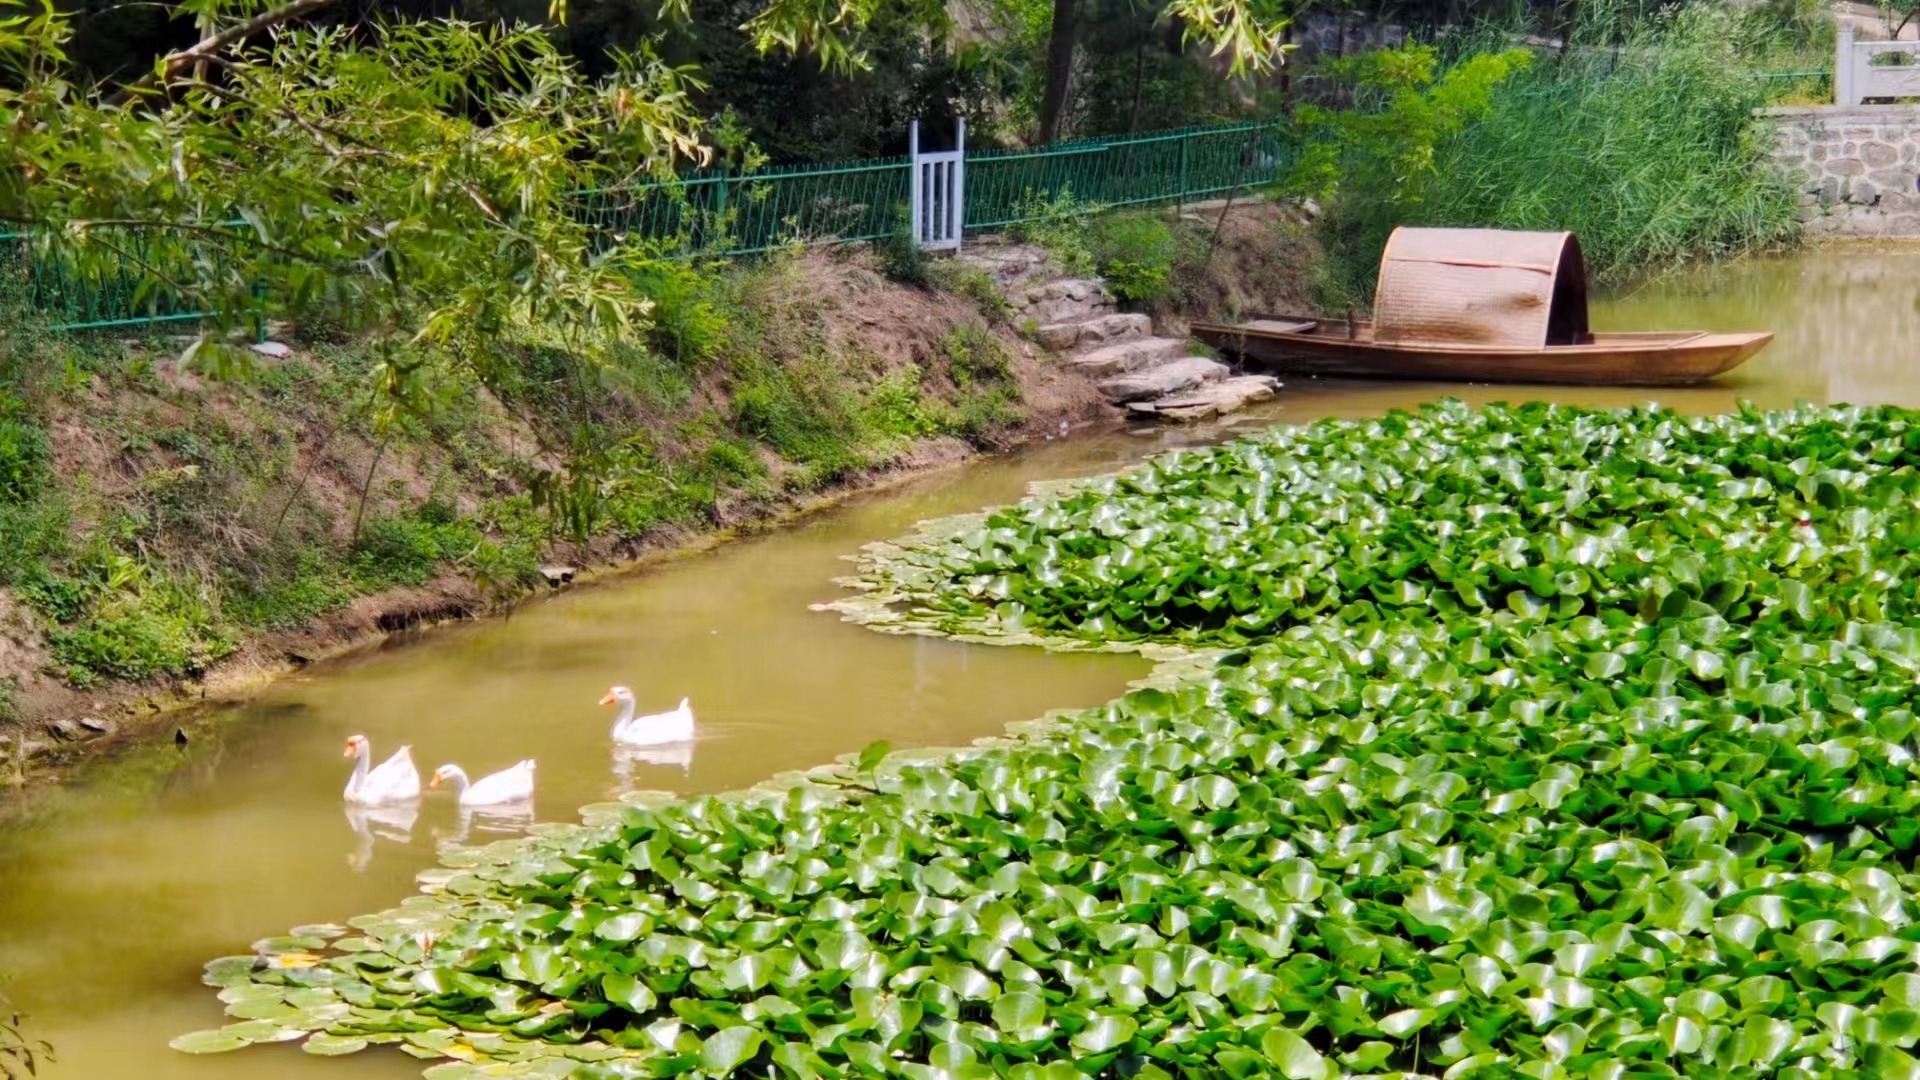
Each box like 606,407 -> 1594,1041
1306,5 -> 1803,303
0,247 -> 1028,692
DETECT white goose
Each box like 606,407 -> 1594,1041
602,686 -> 695,746
342,735 -> 421,806
430,760 -> 536,806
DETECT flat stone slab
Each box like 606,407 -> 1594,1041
1129,375 -> 1281,421
1020,296 -> 1113,326
1020,278 -> 1106,304
1097,356 -> 1229,403
1065,336 -> 1187,378
1034,312 -> 1151,352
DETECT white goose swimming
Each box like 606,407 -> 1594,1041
430,760 -> 536,807
601,686 -> 695,746
342,735 -> 421,806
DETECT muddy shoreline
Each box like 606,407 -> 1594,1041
0,414 -> 1118,794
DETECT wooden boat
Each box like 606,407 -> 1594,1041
1191,315 -> 1773,386
1192,227 -> 1772,386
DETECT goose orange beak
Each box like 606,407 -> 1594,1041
598,691 -> 616,706
429,773 -> 441,788
342,741 -> 355,758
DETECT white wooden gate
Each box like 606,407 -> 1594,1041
909,119 -> 965,252
1836,24 -> 1920,105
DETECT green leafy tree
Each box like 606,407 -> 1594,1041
1024,0 -> 1292,142
3,2 -> 697,405
1283,42 -> 1530,299
0,0 -> 1298,514
1288,42 -> 1532,201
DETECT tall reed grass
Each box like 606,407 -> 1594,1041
1319,5 -> 1802,301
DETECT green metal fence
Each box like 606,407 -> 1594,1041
0,226 -> 233,332
16,118 -> 1295,331
967,120 -> 1292,230
578,156 -> 910,256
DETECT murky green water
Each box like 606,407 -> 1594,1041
2,246 -> 1917,1077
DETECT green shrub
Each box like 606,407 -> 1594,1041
0,499 -> 65,589
596,439 -> 705,536
941,325 -> 1012,387
0,414 -> 46,505
349,513 -> 482,591
702,437 -> 765,486
730,356 -> 869,480
947,384 -> 1022,448
223,550 -> 355,630
463,537 -> 541,597
928,263 -> 1009,319
46,573 -> 232,684
1087,212 -> 1187,304
863,368 -> 942,439
627,260 -> 730,364
873,205 -> 932,287
1006,188 -> 1100,275
1308,11 -> 1798,297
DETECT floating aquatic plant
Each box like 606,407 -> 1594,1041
180,401 -> 1920,1079
833,400 -> 1920,651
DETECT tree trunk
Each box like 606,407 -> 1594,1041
1127,27 -> 1147,133
1037,0 -> 1079,144
1279,22 -> 1293,115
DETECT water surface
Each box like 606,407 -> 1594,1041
4,246 -> 1919,1078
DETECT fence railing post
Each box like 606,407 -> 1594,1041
953,118 -> 966,253
908,120 -> 922,246
1837,22 -> 1855,106
1177,132 -> 1191,211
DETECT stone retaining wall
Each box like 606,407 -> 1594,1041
1766,105 -> 1920,237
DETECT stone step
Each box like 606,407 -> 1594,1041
1034,312 -> 1153,352
1129,375 -> 1281,422
1065,336 -> 1188,378
1009,278 -> 1115,325
1020,295 -> 1114,326
1096,356 -> 1230,403
1023,277 -> 1108,305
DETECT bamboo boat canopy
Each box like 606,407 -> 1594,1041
1373,228 -> 1592,348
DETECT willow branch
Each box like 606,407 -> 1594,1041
112,0 -> 338,106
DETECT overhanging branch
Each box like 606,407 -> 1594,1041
112,0 -> 338,106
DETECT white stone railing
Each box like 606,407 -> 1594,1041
1836,25 -> 1920,105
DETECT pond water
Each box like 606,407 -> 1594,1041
4,245 -> 1920,1078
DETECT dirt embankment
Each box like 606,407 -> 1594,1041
0,203 -> 1316,782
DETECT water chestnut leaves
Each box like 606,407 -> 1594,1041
189,402 -> 1920,1079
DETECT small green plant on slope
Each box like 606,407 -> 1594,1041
928,262 -> 1010,319
730,351 -> 873,487
1087,211 -> 1192,304
626,260 -> 731,366
1006,187 -> 1101,275
873,204 -> 933,287
940,325 -> 1021,446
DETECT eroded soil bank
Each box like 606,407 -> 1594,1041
0,203 -> 1320,781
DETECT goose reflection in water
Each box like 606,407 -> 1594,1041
435,802 -> 536,850
612,740 -> 695,794
344,801 -> 420,873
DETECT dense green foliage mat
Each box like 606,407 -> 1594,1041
180,401 -> 1920,1078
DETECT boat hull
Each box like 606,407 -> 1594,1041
1191,315 -> 1772,387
